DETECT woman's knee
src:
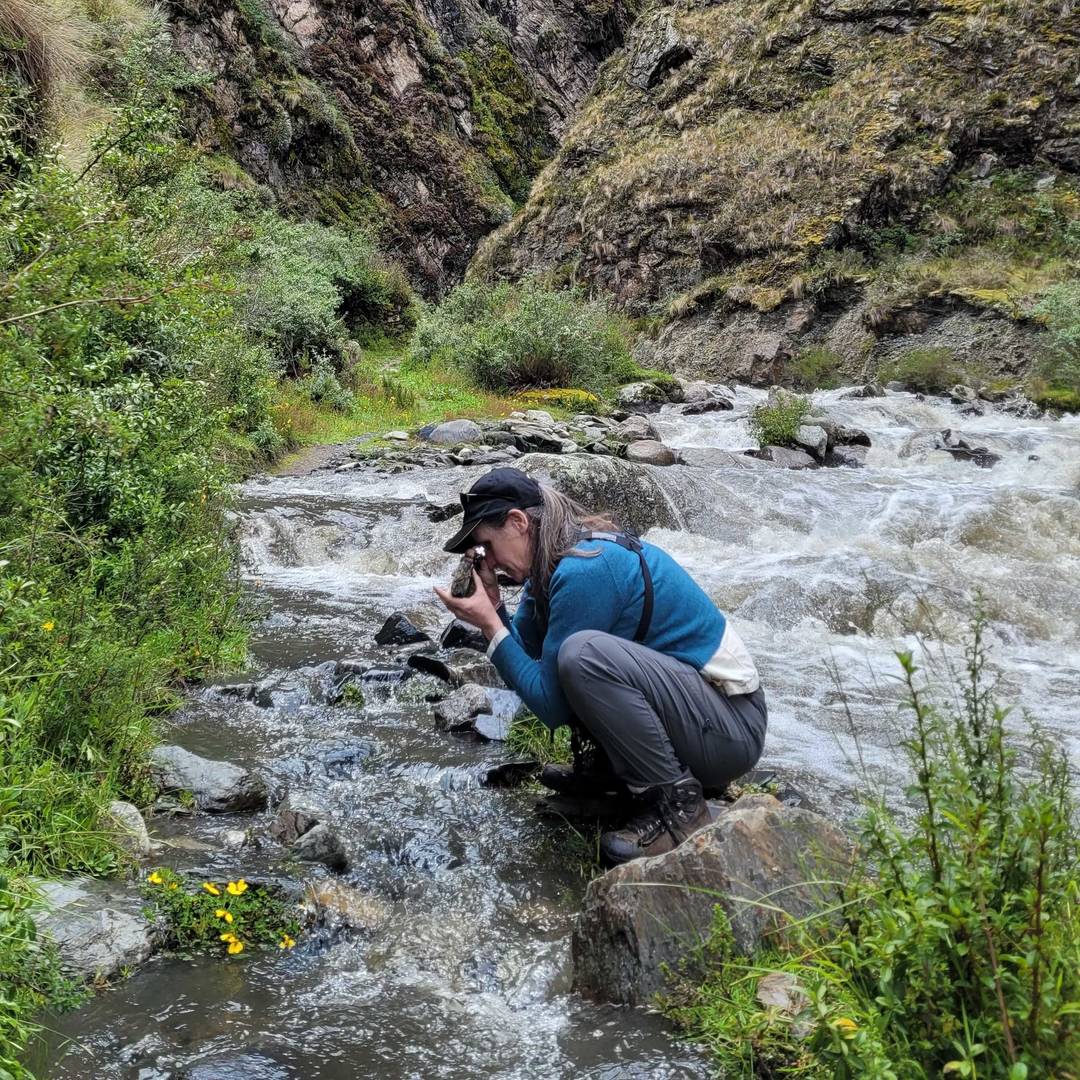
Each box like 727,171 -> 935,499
557,629 -> 602,685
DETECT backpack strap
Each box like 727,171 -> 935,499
579,531 -> 654,643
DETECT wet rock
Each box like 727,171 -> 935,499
614,414 -> 660,441
408,647 -> 503,688
572,795 -> 851,1005
149,746 -> 267,813
677,447 -> 758,470
375,612 -> 430,647
482,759 -> 541,787
439,619 -> 488,652
885,380 -> 906,392
828,444 -> 869,468
839,382 -> 884,399
501,421 -> 567,454
624,439 -> 678,466
949,384 -> 978,404
518,453 -> 680,535
794,424 -> 828,460
104,800 -> 151,859
36,878 -> 156,982
810,417 -> 871,448
999,393 -> 1041,419
221,829 -> 248,851
680,396 -> 734,415
899,428 -> 1002,468
424,419 -> 483,445
270,795 -> 325,845
434,683 -> 492,730
311,739 -> 375,779
425,500 -> 463,522
750,446 -> 817,469
677,379 -> 713,403
304,880 -> 390,932
293,823 -> 348,872
214,682 -> 258,702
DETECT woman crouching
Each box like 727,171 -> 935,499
434,467 -> 767,864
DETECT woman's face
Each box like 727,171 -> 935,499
472,509 -> 534,584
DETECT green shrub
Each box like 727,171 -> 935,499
668,622 -> 1080,1078
297,356 -> 355,412
141,869 -> 301,956
749,394 -> 810,447
880,347 -> 967,393
408,277 -> 637,395
788,346 -> 843,390
1033,280 -> 1080,399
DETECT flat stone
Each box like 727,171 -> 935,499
423,419 -> 483,445
572,795 -> 851,1005
36,878 -> 156,982
104,800 -> 151,859
624,439 -> 677,466
385,430 -> 410,441
677,447 -> 758,470
149,746 -> 267,813
374,612 -> 430,647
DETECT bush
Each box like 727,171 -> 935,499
880,347 -> 967,393
408,277 -> 637,395
1033,281 -> 1080,401
296,356 -> 355,412
749,394 -> 809,447
668,622 -> 1080,1078
788,346 -> 843,390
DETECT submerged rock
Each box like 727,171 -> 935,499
750,446 -> 817,470
149,746 -> 267,813
572,795 -> 851,1005
36,877 -> 156,982
375,612 -> 430,647
304,880 -> 390,932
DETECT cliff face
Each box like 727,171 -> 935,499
169,0 -> 636,295
475,0 -> 1080,382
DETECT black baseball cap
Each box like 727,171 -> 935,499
443,467 -> 542,553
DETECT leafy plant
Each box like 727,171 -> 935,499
668,621 -> 1080,1077
880,347 -> 968,394
749,395 -> 810,448
788,347 -> 843,390
141,869 -> 301,956
506,710 -> 572,766
408,277 -> 637,395
1033,281 -> 1080,405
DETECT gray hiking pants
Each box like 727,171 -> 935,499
557,630 -> 767,791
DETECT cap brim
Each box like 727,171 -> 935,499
443,518 -> 481,554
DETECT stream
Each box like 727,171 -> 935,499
36,386 -> 1080,1078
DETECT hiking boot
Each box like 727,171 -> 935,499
599,775 -> 711,865
539,729 -> 626,797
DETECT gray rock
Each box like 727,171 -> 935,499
517,453 -> 681,535
424,419 -> 483,445
270,795 -> 325,845
809,416 -> 871,447
36,878 -> 156,981
949,383 -> 978,404
385,430 -> 410,441
104,801 -> 151,859
677,379 -> 713,403
501,421 -> 567,454
433,683 -> 492,730
523,409 -> 556,426
303,880 -> 391,932
794,424 -> 828,460
572,795 -> 851,1005
680,396 -> 734,415
221,829 -> 248,850
293,822 -> 348,871
375,612 -> 430,646
753,446 -> 817,469
625,439 -> 678,466
885,380 -> 906,392
829,444 -> 869,468
839,382 -> 884,399
439,619 -> 488,651
614,414 -> 660,441
677,447 -> 759,470
616,381 -> 666,409
149,746 -> 267,813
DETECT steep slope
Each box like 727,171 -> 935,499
168,0 -> 637,294
475,0 -> 1080,382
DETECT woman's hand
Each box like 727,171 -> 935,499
434,570 -> 503,639
472,546 -> 502,608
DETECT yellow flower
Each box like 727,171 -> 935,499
219,932 -> 237,943
833,1018 -> 858,1038
41,620 -> 55,632
202,882 -> 221,896
147,871 -> 164,886
215,909 -> 234,923
278,935 -> 296,950
227,940 -> 244,955
167,882 -> 178,890
226,879 -> 248,896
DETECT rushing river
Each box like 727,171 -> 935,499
36,387 -> 1080,1078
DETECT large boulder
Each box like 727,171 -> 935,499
624,439 -> 678,466
103,800 -> 151,859
423,419 -> 483,446
149,746 -> 267,813
517,453 -> 681,534
572,795 -> 851,1005
614,414 -> 660,442
36,877 -> 156,982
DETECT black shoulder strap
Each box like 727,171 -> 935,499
580,531 -> 654,643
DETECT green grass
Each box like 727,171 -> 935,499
505,711 -> 572,766
787,347 -> 844,391
878,346 -> 975,393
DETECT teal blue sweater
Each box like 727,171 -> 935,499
488,538 -> 750,729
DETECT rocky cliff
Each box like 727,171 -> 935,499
168,0 -> 637,294
474,0 -> 1080,383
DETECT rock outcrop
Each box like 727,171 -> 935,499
573,795 -> 851,1005
150,745 -> 268,813
476,0 -> 1080,380
167,0 -> 637,294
